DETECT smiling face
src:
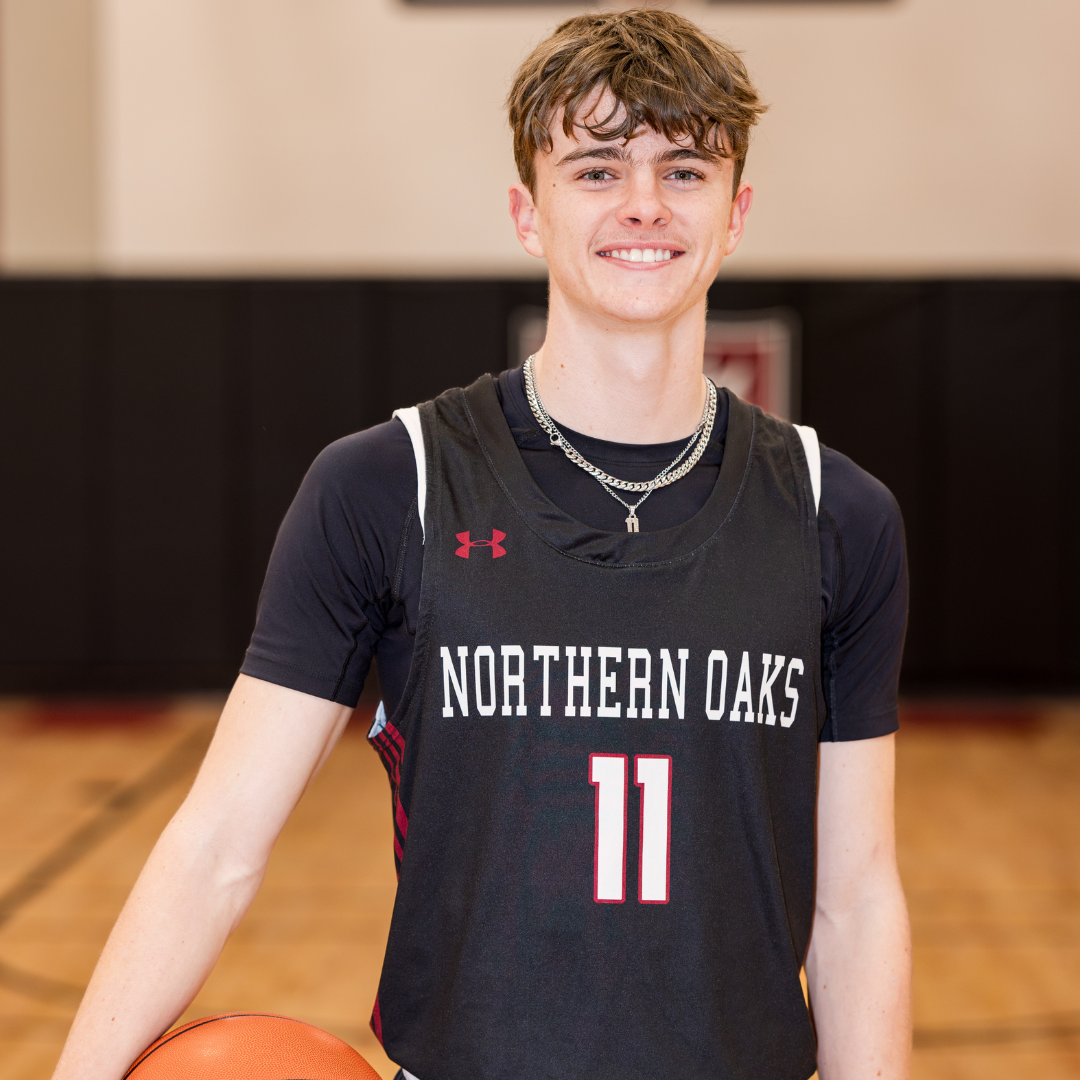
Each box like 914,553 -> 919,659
510,94 -> 753,331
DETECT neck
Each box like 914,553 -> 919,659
531,289 -> 708,444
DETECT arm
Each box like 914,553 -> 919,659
805,734 -> 912,1079
51,674 -> 354,1080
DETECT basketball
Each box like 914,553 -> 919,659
123,1013 -> 383,1080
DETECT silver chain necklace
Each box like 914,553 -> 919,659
522,354 -> 717,533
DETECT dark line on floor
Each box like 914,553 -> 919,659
914,1013 -> 1080,1048
3,718 -> 1079,1049
0,962 -> 84,1008
0,1014 -> 79,1040
0,722 -> 215,1004
0,723 -> 214,930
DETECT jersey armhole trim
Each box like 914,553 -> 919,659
368,700 -> 388,739
393,406 -> 426,543
793,424 -> 821,513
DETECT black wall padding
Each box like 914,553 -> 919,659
1,277 -> 1077,694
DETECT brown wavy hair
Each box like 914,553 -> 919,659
507,9 -> 766,195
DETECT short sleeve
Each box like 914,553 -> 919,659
816,447 -> 908,742
240,420 -> 417,707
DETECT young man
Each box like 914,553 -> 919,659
54,10 -> 910,1080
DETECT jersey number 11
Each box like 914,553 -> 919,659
589,753 -> 671,904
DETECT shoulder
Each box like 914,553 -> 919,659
818,444 -> 906,618
304,417 -> 416,496
276,417 -> 418,568
255,417 -> 419,615
817,445 -> 906,615
817,444 -> 909,735
288,417 -> 418,530
815,446 -> 908,741
819,445 -> 903,543
243,418 -> 417,707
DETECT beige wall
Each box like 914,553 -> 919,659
4,0 -> 1079,276
1,0 -> 98,270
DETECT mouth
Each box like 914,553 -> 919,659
597,245 -> 683,266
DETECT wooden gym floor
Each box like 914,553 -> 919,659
2,694 -> 1079,1080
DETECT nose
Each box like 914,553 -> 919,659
616,172 -> 671,230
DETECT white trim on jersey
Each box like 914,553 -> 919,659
793,425 -> 821,513
402,1071 -> 421,1080
368,700 -> 387,739
393,406 -> 427,543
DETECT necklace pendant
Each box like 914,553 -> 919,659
625,510 -> 639,533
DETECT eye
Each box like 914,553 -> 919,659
667,168 -> 704,183
579,168 -> 612,183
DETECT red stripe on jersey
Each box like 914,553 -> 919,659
370,995 -> 383,1045
371,718 -> 409,874
387,721 -> 405,753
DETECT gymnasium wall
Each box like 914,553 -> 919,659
0,1 -> 1077,694
2,276 -> 1078,695
2,0 -> 1079,276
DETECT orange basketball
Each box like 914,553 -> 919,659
123,1013 -> 382,1079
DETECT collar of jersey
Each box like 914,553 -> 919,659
459,374 -> 754,568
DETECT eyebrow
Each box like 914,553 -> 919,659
555,145 -> 711,168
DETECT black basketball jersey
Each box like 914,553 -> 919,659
367,375 -> 824,1080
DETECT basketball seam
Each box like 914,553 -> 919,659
123,1013 -> 307,1077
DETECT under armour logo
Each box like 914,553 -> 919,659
456,530 -> 506,559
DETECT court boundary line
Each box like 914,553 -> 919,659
0,722 -> 215,1005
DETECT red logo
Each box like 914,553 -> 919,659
456,529 -> 506,559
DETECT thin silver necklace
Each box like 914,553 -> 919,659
522,354 -> 717,533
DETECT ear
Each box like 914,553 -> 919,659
723,181 -> 754,257
509,183 -> 546,259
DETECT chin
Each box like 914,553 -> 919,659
593,288 -> 691,327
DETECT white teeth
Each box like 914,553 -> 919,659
607,248 -> 675,262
